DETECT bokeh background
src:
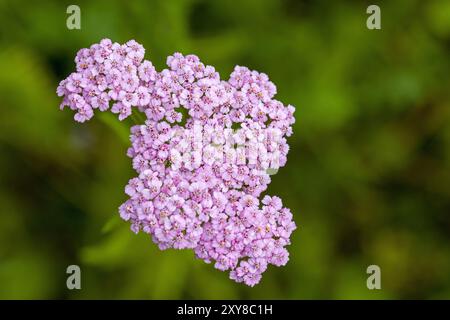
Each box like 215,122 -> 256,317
0,0 -> 449,299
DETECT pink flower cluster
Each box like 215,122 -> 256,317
57,39 -> 296,286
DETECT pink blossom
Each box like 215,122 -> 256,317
57,39 -> 296,286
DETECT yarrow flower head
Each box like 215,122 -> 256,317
57,39 -> 296,286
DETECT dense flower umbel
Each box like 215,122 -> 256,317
57,39 -> 296,286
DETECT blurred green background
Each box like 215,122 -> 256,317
0,0 -> 449,299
